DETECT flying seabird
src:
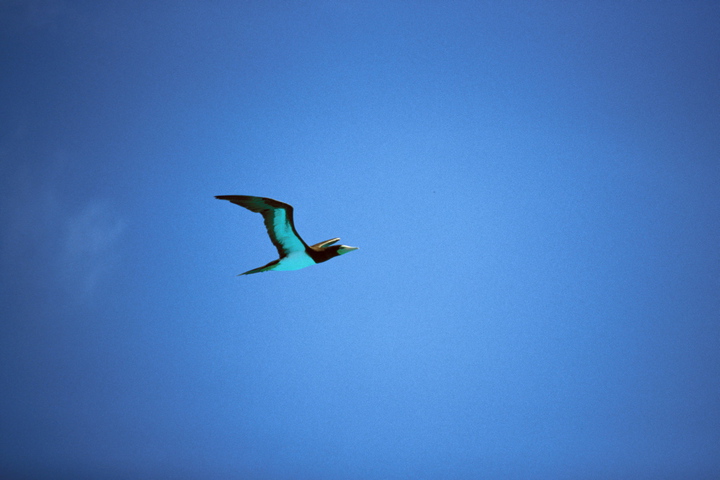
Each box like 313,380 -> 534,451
215,195 -> 358,275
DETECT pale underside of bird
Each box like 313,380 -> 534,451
215,195 -> 358,275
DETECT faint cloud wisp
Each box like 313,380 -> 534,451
59,200 -> 126,301
0,164 -> 126,303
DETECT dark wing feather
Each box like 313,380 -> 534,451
215,195 -> 308,257
310,238 -> 340,250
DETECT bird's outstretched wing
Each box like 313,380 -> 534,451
215,195 -> 308,257
310,238 -> 340,249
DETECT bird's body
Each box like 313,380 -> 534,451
272,251 -> 317,271
215,195 -> 358,275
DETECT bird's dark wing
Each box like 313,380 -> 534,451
215,195 -> 308,257
310,238 -> 340,250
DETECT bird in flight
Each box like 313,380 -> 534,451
215,195 -> 358,275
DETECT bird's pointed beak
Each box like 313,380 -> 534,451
337,245 -> 359,255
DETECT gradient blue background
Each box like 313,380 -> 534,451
2,1 -> 719,478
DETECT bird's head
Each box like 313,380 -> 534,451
335,245 -> 359,255
311,238 -> 358,255
310,242 -> 358,264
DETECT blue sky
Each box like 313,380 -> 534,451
1,1 -> 719,478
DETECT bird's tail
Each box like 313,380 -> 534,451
238,260 -> 279,276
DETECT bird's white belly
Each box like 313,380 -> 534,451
274,251 -> 316,271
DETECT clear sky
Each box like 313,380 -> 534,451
1,1 -> 719,478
